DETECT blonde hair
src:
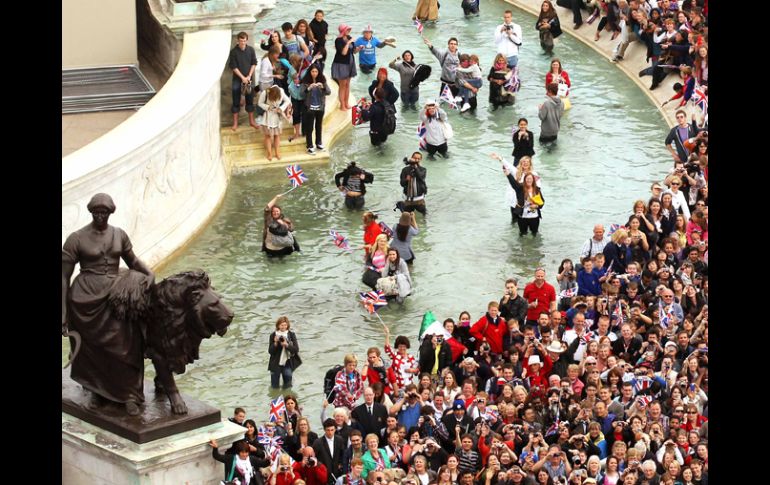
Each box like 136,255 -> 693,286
374,233 -> 389,252
344,354 -> 358,365
611,228 -> 628,244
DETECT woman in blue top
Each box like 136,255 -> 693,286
389,211 -> 419,264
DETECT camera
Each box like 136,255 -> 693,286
279,336 -> 286,342
280,465 -> 290,472
481,343 -> 491,353
306,457 -> 317,467
436,336 -> 444,344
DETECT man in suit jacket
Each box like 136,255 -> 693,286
313,418 -> 346,484
351,387 -> 389,446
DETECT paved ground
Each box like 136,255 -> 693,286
62,56 -> 169,157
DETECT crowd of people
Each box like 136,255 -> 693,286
218,2 -> 709,485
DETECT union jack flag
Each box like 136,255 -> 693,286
262,29 -> 273,36
545,418 -> 560,437
286,164 -> 308,188
482,406 -> 500,423
413,19 -> 424,34
658,301 -> 673,329
360,290 -> 388,314
269,396 -> 286,422
612,301 -> 625,326
504,67 -> 521,93
329,229 -> 351,251
258,425 -> 274,445
559,286 -> 578,299
440,84 -> 459,109
581,331 -> 595,345
636,395 -> 653,408
608,223 -> 623,235
417,121 -> 427,150
633,376 -> 652,395
691,84 -> 708,114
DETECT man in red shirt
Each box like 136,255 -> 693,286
523,268 -> 557,326
294,447 -> 329,485
470,301 -> 507,355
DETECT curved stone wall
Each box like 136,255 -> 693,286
62,29 -> 233,269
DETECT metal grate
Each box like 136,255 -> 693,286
62,65 -> 156,114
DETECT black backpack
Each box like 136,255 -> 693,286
323,364 -> 344,402
381,101 -> 397,135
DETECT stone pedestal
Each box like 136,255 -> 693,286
62,413 -> 245,485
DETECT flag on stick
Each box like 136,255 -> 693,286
269,396 -> 286,422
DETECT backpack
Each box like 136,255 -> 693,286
381,101 -> 397,135
324,364 -> 344,402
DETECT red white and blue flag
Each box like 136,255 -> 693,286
440,84 -> 459,109
612,301 -> 625,326
504,67 -> 521,93
581,331 -> 595,345
633,376 -> 652,394
417,121 -> 427,150
269,396 -> 286,422
545,418 -> 560,437
413,19 -> 424,34
329,229 -> 351,251
658,301 -> 673,329
691,84 -> 708,114
636,395 -> 653,408
608,223 -> 623,235
360,290 -> 388,314
286,164 -> 308,188
559,286 -> 578,299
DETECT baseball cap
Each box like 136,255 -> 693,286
453,400 -> 466,411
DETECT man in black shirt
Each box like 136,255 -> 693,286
399,152 -> 428,215
309,10 -> 329,68
227,32 -> 258,131
499,277 -> 528,326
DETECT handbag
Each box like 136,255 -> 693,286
557,81 -> 569,97
439,119 -> 454,140
268,221 -> 289,237
362,267 -> 381,289
376,276 -> 399,296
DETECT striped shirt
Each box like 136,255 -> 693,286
580,236 -> 610,258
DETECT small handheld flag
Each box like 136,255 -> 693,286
608,223 -> 623,235
329,229 -> 351,251
413,19 -> 424,34
286,164 -> 308,188
559,286 -> 578,299
269,396 -> 286,422
440,84 -> 459,109
417,121 -> 427,150
360,290 -> 388,314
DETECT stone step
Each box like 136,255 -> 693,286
224,140 -> 316,156
228,149 -> 330,169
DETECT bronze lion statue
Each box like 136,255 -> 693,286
100,269 -> 234,414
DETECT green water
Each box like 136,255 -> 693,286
64,0 -> 670,426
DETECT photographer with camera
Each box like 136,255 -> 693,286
268,316 -> 302,389
470,302 -> 507,356
499,278 -> 528,327
533,444 -> 572,480
495,10 -> 523,69
418,333 -> 453,381
296,446 -> 330,485
399,152 -> 428,216
335,162 -> 375,210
